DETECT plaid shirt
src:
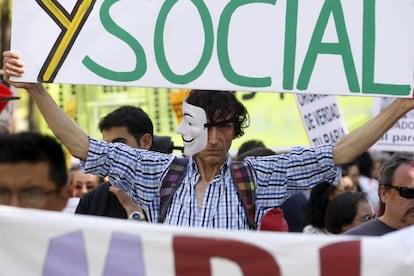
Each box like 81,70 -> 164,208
82,137 -> 341,230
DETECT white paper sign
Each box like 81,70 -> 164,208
372,97 -> 414,152
9,0 -> 414,97
295,94 -> 348,146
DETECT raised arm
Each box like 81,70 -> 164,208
3,51 -> 89,160
333,98 -> 414,165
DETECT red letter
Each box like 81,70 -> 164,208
320,240 -> 361,276
174,236 -> 281,276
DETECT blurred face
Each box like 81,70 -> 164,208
0,162 -> 68,211
102,126 -> 139,148
176,101 -> 208,156
337,176 -> 357,192
330,176 -> 357,199
71,170 -> 100,197
347,164 -> 360,188
381,163 -> 414,229
345,200 -> 375,232
372,160 -> 384,180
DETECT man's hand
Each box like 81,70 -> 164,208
2,51 -> 36,90
2,50 -> 90,161
333,97 -> 414,165
109,186 -> 147,221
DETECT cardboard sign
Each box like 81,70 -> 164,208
10,0 -> 413,96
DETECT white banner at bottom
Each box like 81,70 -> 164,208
0,206 -> 413,276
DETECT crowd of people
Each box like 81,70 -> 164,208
1,50 -> 414,237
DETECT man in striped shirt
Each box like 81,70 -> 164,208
4,50 -> 414,230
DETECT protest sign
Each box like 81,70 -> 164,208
10,0 -> 413,97
295,94 -> 348,146
372,97 -> 414,152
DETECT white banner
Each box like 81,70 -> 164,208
0,206 -> 413,276
295,94 -> 348,147
10,0 -> 414,97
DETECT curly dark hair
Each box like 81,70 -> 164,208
185,90 -> 249,138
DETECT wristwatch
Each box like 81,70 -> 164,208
128,210 -> 146,221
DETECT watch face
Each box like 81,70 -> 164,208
130,211 -> 143,221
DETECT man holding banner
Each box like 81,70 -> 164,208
3,50 -> 414,231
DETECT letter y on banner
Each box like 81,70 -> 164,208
36,0 -> 97,82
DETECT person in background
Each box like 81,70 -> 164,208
327,174 -> 357,199
237,139 -> 266,157
5,50 -> 414,230
69,164 -> 102,198
0,132 -> 69,211
303,176 -> 356,234
325,192 -> 374,234
371,151 -> 392,180
341,161 -> 361,191
303,181 -> 335,234
234,147 -> 275,161
75,106 -> 154,220
370,151 -> 392,216
63,164 -> 107,212
344,152 -> 414,236
280,192 -> 308,233
355,151 -> 380,215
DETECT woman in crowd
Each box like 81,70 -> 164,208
325,192 -> 375,234
303,176 -> 357,234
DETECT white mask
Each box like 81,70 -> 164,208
176,100 -> 208,156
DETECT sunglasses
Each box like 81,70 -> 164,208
384,185 -> 414,199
